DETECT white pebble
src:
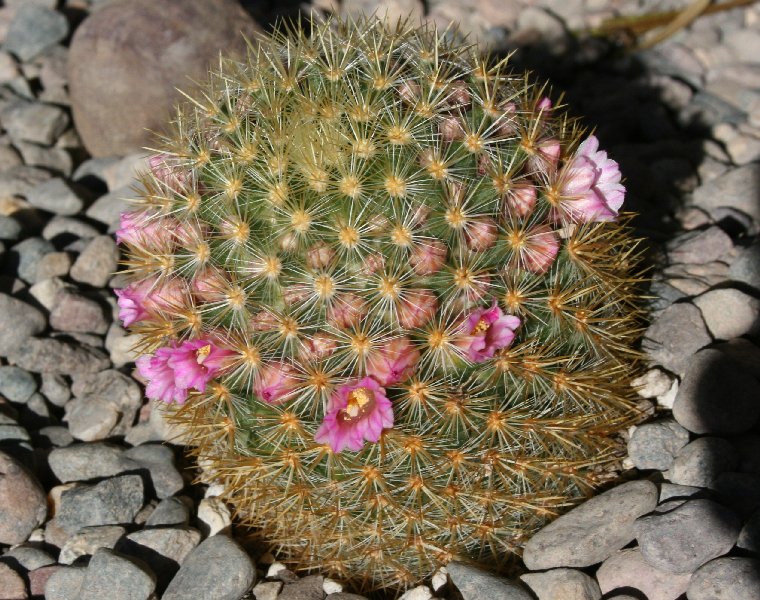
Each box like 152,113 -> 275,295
197,497 -> 231,536
322,578 -> 343,594
267,561 -> 288,578
431,566 -> 448,591
399,584 -> 433,600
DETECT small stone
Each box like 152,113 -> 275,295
447,562 -> 532,600
27,178 -> 85,216
0,293 -> 45,357
738,508 -> 760,552
630,368 -> 673,399
279,575 -> 327,600
15,141 -> 73,176
323,578 -> 343,594
197,497 -> 231,536
642,303 -> 712,375
0,165 -> 51,199
69,235 -> 119,287
431,566 -> 447,592
628,419 -> 689,471
1,101 -> 69,146
84,186 -> 132,228
520,568 -> 601,600
54,474 -> 144,535
667,226 -> 733,264
48,442 -> 137,483
0,450 -> 47,545
659,483 -> 703,502
635,499 -> 741,573
50,288 -> 110,334
78,548 -> 156,600
0,214 -> 22,240
70,369 -> 141,437
161,535 -> 256,600
693,288 -> 760,340
3,5 -> 68,62
109,333 -> 142,367
252,581 -> 283,600
40,373 -> 70,406
0,562 -> 27,600
688,556 -> 760,600
29,565 -> 61,597
116,527 -> 201,589
42,216 -> 100,243
0,365 -> 37,403
729,241 -> 760,292
44,566 -> 86,600
144,496 -> 190,527
342,0 -> 423,23
596,548 -> 691,600
35,251 -> 71,280
667,437 -> 737,487
59,525 -> 126,565
692,162 -> 760,222
28,276 -> 67,311
522,481 -> 658,570
123,444 -> 184,499
399,585 -> 433,600
11,237 -> 56,284
64,397 -> 120,442
673,347 -> 760,434
2,544 -> 55,570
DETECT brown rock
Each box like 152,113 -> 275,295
0,451 -> 47,545
68,0 -> 260,157
0,562 -> 27,600
29,565 -> 61,597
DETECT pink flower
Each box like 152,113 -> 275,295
137,346 -> 188,404
410,239 -> 447,275
115,282 -> 151,327
314,377 -> 394,453
254,361 -> 298,404
456,302 -> 520,363
558,135 -> 625,222
522,225 -> 560,274
367,337 -> 420,386
398,289 -> 438,329
116,211 -> 166,247
465,218 -> 498,252
528,138 -> 561,174
504,182 -> 537,218
327,293 -> 366,329
301,333 -> 337,362
168,339 -> 234,392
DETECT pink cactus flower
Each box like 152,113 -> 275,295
314,377 -> 394,453
327,293 -> 366,329
558,135 -> 625,222
367,337 -> 421,386
249,309 -> 280,332
504,182 -> 537,218
254,361 -> 299,404
115,282 -> 151,327
167,339 -> 234,392
410,239 -> 447,275
528,138 -> 561,174
136,346 -> 188,404
465,218 -> 498,252
116,211 -> 166,247
301,332 -> 338,362
398,289 -> 438,329
522,225 -> 561,274
457,301 -> 521,363
537,96 -> 553,113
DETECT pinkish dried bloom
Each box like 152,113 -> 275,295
283,285 -> 311,307
314,377 -> 394,453
327,293 -> 366,328
447,81 -> 471,106
250,309 -> 280,332
137,345 -> 188,404
496,101 -> 518,136
367,337 -> 421,386
306,242 -> 336,269
537,96 -> 553,113
301,332 -> 338,362
410,239 -> 447,275
115,281 -> 151,327
528,138 -> 561,174
439,116 -> 464,141
457,302 -> 521,363
504,182 -> 537,218
168,339 -> 234,392
254,361 -> 299,404
149,153 -> 189,192
192,267 -> 228,303
398,289 -> 438,329
116,278 -> 186,326
465,219 -> 498,252
360,253 -> 386,276
398,81 -> 421,104
558,135 -> 625,222
116,211 -> 166,247
522,225 -> 560,274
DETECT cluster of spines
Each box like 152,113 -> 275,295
121,16 -> 645,592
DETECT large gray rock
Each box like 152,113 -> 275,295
0,293 -> 46,357
69,235 -> 119,288
78,548 -> 156,600
688,557 -> 760,600
0,365 -> 37,403
68,0 -> 260,157
522,481 -> 658,570
44,566 -> 86,600
672,347 -> 760,434
447,562 -> 532,600
161,535 -> 256,600
627,419 -> 689,471
0,450 -> 47,545
50,288 -> 110,335
596,548 -> 691,600
667,436 -> 738,487
520,568 -> 601,600
634,499 -> 741,573
693,288 -> 760,340
642,303 -> 712,375
667,226 -> 733,265
27,178 -> 86,216
48,442 -> 138,483
729,241 -> 760,292
692,162 -> 760,222
7,337 -> 110,375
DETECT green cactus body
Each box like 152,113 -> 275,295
119,16 -> 644,592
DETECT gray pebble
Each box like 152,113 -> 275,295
642,303 -> 712,375
0,214 -> 21,241
28,276 -> 67,312
64,395 -> 120,442
2,4 -> 68,62
116,527 -> 201,589
34,425 -> 73,447
0,165 -> 51,198
673,347 -> 760,434
16,141 -> 73,176
692,162 -> 760,222
145,496 -> 191,527
54,474 -> 144,535
50,288 -> 110,335
162,535 -> 256,600
0,450 -> 47,545
658,483 -> 703,502
27,178 -> 85,216
69,234 -> 119,287
693,288 -> 760,340
688,556 -> 760,600
40,372 -> 70,407
0,562 -> 27,600
729,241 -> 760,292
738,508 -> 760,553
1,100 -> 69,146
1,544 -> 55,570
48,442 -> 137,483
667,436 -> 737,487
446,562 -> 532,600
42,216 -> 100,242
70,369 -> 141,437
85,186 -> 132,228
627,419 -> 689,471
11,236 -> 55,283
44,566 -> 86,600
0,365 -> 37,403
78,548 -> 156,600
0,293 -> 46,358
35,251 -> 71,280
123,444 -> 184,499
520,568 -> 600,600
522,481 -> 658,570
596,547 -> 691,600
7,337 -> 110,375
634,499 -> 741,573
58,524 -> 126,565
667,226 -> 733,264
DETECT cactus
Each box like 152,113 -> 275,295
118,16 -> 644,593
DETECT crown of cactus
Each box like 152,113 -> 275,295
117,16 -> 644,592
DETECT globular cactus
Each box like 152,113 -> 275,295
118,16 -> 644,593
